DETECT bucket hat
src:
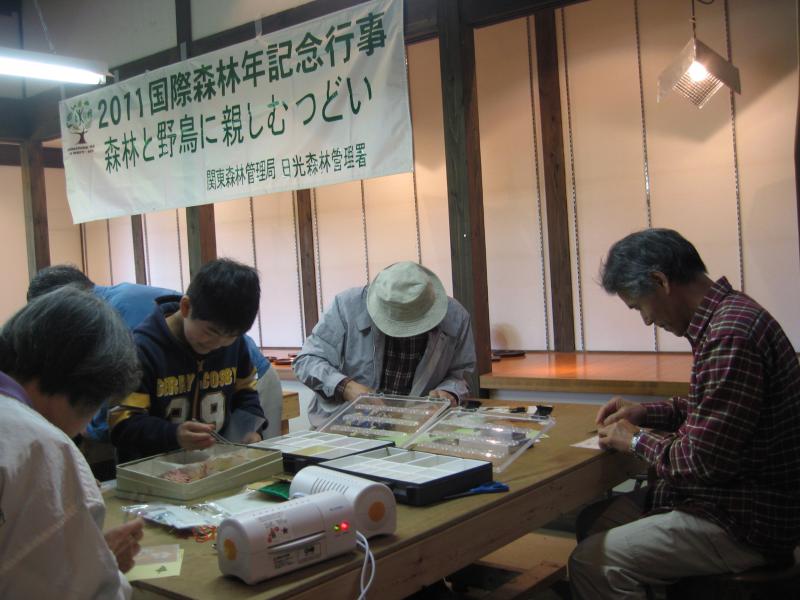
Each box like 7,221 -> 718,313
366,261 -> 448,338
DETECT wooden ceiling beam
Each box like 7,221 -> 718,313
461,0 -> 586,29
0,98 -> 31,142
0,143 -> 63,168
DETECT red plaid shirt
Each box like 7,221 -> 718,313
636,277 -> 800,557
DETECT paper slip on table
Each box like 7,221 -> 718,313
104,403 -> 641,600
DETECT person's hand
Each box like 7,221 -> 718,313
343,380 -> 373,403
176,421 -> 215,450
598,419 -> 641,453
428,389 -> 458,407
596,396 -> 646,427
241,431 -> 262,444
104,518 -> 144,573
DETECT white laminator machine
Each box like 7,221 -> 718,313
218,490 -> 356,584
217,467 -> 396,585
290,465 -> 397,538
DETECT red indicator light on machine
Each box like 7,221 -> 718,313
340,521 -> 350,531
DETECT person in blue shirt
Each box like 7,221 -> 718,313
27,264 -> 284,443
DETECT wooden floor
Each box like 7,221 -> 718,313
480,351 -> 693,397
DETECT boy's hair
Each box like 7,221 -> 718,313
27,264 -> 94,301
600,228 -> 708,298
186,258 -> 260,334
0,287 -> 140,415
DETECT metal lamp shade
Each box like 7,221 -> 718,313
657,38 -> 741,109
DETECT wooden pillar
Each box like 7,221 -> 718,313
131,215 -> 147,284
186,205 -> 217,276
176,0 -> 217,276
535,8 -> 576,352
295,189 -> 320,336
20,140 -> 50,279
437,0 -> 492,386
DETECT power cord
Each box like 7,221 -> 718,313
355,531 -> 375,599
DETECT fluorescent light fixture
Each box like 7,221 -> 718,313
0,46 -> 107,85
657,38 -> 740,109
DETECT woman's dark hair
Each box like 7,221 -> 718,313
27,264 -> 94,301
0,287 -> 140,415
601,228 -> 707,298
186,258 -> 260,335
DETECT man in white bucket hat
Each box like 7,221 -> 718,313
293,261 -> 476,428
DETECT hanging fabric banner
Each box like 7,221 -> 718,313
59,0 -> 411,223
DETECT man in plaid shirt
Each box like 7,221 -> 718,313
570,229 -> 800,600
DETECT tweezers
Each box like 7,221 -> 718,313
209,429 -> 234,445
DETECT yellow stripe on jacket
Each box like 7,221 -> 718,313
108,392 -> 150,429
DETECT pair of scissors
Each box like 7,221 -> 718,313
444,481 -> 510,500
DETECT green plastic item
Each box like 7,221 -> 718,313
257,481 -> 291,501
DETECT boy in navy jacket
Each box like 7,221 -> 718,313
110,259 -> 266,463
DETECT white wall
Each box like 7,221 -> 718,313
10,0 -> 798,355
408,40 -> 453,295
251,191 -> 304,347
213,192 -> 308,348
559,0 -> 799,350
476,19 -> 551,351
45,167 -> 82,267
142,209 -> 190,292
0,166 -> 29,322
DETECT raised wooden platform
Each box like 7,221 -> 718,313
267,349 -> 694,397
480,351 -> 692,397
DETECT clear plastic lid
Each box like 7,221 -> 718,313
318,394 -> 450,446
250,430 -> 392,460
403,409 -> 555,473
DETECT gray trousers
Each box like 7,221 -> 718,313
569,493 -> 768,600
256,367 -> 284,439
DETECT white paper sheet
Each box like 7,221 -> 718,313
571,435 -> 601,450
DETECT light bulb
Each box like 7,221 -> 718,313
687,61 -> 709,82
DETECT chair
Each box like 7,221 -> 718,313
666,546 -> 800,600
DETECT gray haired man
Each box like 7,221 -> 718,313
570,229 -> 800,599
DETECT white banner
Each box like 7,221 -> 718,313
59,0 -> 411,223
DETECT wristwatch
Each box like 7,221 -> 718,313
630,429 -> 645,455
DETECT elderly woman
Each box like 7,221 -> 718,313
0,287 -> 144,598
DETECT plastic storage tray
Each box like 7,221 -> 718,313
250,430 -> 394,473
116,445 -> 282,502
319,394 -> 450,446
404,409 -> 555,473
319,446 -> 492,506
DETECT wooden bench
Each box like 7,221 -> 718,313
451,532 -> 576,599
